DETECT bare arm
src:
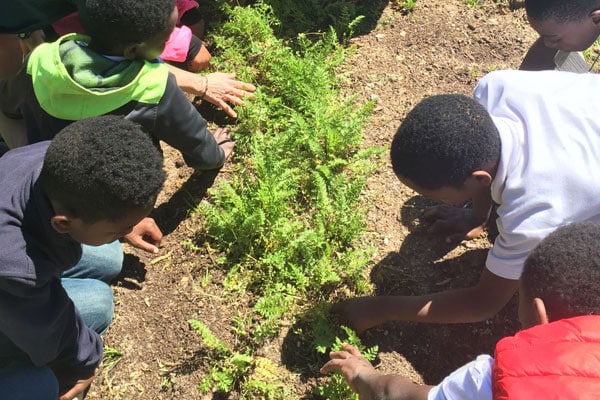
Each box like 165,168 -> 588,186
519,37 -> 557,71
167,65 -> 256,118
321,344 -> 433,400
335,269 -> 519,334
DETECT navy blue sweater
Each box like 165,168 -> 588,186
0,142 -> 102,385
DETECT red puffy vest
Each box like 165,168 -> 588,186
493,315 -> 600,399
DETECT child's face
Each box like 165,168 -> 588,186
399,176 -> 475,207
134,6 -> 178,60
529,16 -> 600,52
64,205 -> 153,246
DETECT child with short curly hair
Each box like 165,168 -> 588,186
323,221 -> 600,399
0,116 -> 165,399
0,0 -> 234,169
520,0 -> 600,70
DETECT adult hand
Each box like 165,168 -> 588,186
58,376 -> 94,400
421,204 -> 485,243
167,65 -> 256,119
203,72 -> 256,118
122,217 -> 162,254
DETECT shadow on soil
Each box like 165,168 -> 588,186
116,254 -> 148,290
279,194 -> 518,386
266,0 -> 390,39
203,0 -> 390,41
357,195 -> 517,383
151,169 -> 219,235
362,246 -> 519,384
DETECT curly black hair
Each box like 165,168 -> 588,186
79,0 -> 176,52
390,94 -> 500,189
41,116 -> 166,222
525,0 -> 600,22
522,222 -> 600,320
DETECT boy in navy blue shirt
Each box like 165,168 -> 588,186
0,116 -> 165,400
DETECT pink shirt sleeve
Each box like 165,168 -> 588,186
160,26 -> 192,62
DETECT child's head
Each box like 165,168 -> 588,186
519,222 -> 600,328
390,94 -> 500,205
41,115 -> 166,246
525,0 -> 600,52
79,0 -> 177,59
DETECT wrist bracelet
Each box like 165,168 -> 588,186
200,76 -> 208,99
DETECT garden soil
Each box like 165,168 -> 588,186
86,1 -> 538,398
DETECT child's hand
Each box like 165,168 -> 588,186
58,375 -> 94,400
322,344 -> 433,400
421,204 -> 485,243
18,30 -> 44,55
332,297 -> 390,334
320,344 -> 380,399
122,217 -> 163,254
213,127 -> 235,160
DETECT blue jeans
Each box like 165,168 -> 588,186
0,241 -> 123,399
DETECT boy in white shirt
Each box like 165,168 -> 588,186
335,68 -> 600,331
520,0 -> 600,70
322,222 -> 600,400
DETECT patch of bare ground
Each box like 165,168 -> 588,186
87,1 -> 537,398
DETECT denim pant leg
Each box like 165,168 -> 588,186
0,242 -> 123,397
0,361 -> 59,400
61,241 -> 124,335
61,278 -> 115,335
63,241 -> 124,281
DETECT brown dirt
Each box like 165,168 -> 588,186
87,1 -> 538,398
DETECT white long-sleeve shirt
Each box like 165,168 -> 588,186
473,70 -> 600,280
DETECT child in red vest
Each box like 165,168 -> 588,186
321,221 -> 600,399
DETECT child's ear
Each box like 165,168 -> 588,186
122,43 -> 140,60
50,215 -> 73,234
471,170 -> 493,187
591,9 -> 600,26
533,297 -> 550,325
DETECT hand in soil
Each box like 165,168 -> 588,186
322,343 -> 433,400
332,297 -> 389,335
58,375 -> 93,400
122,217 -> 163,254
213,127 -> 235,160
320,343 -> 380,398
420,204 -> 485,243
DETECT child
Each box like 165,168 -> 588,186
51,0 -> 212,72
0,0 -> 233,169
322,222 -> 600,399
163,0 -> 211,71
334,68 -> 600,332
520,0 -> 600,70
0,115 -> 165,399
0,0 -> 254,116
